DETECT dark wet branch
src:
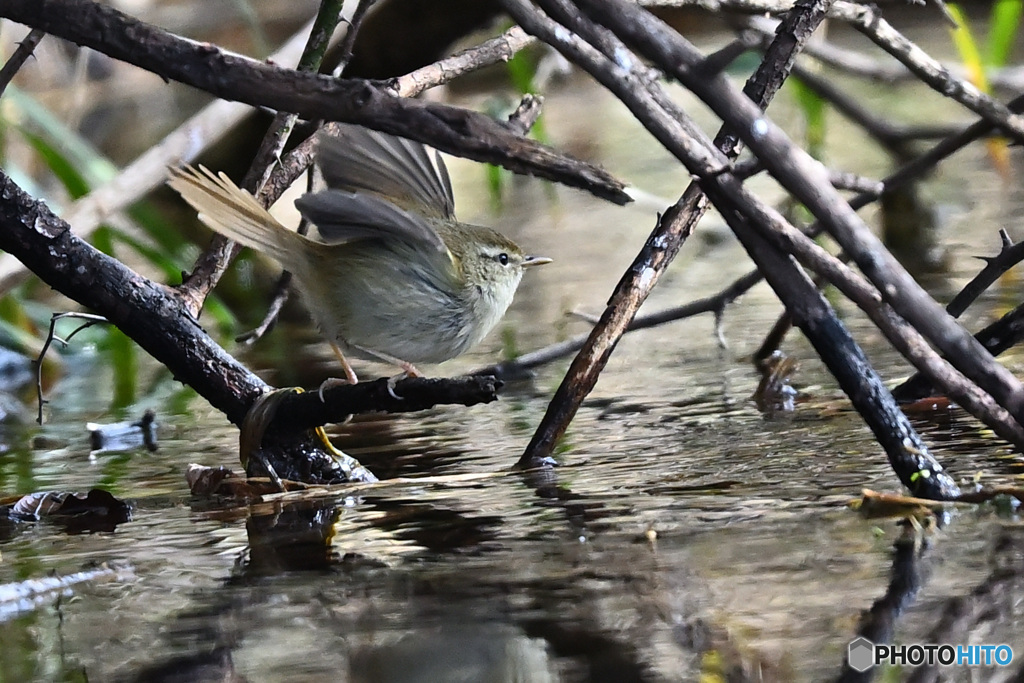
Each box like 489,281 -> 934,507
0,0 -> 630,205
945,230 -> 1024,319
742,13 -> 907,82
717,206 -> 970,493
271,376 -> 503,431
0,169 -> 268,427
894,302 -> 1024,403
503,0 -> 727,467
892,231 -> 1024,401
505,0 -> 968,497
35,313 -> 108,424
756,91 -> 1024,370
746,199 -> 1024,447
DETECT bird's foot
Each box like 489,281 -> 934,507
386,362 -> 423,400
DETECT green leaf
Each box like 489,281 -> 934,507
790,78 -> 827,158
6,86 -> 117,186
506,49 -> 537,94
20,130 -> 91,199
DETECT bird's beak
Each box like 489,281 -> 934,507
523,255 -> 553,268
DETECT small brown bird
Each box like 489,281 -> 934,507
168,125 -> 551,387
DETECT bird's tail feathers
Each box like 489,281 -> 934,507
167,165 -> 307,270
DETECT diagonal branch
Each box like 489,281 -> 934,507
507,0 -> 964,498
578,0 -> 1024,427
178,0 -> 350,313
0,27 -> 44,97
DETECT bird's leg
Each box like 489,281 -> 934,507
332,343 -> 360,384
350,344 -> 423,400
318,343 -> 360,402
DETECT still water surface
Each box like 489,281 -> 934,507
3,50 -> 1024,682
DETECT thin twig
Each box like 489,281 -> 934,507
385,25 -> 537,98
505,94 -> 546,135
946,230 -> 1024,319
471,270 -> 762,378
833,1 -> 1024,142
178,0 -> 349,312
231,0 -> 372,341
35,312 -> 108,424
0,28 -> 44,97
334,0 -> 377,76
236,169 -> 316,345
892,231 -> 1024,401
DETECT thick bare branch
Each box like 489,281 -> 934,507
0,0 -> 630,204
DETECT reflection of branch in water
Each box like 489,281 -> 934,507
835,526 -> 930,683
906,532 -> 1024,683
242,501 -> 342,576
515,466 -> 771,681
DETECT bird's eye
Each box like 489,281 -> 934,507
497,253 -> 510,266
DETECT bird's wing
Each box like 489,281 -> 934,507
295,188 -> 450,259
316,124 -> 455,220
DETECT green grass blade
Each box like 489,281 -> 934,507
947,4 -> 989,89
986,0 -> 1022,67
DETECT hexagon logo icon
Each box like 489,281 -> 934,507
848,637 -> 875,673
